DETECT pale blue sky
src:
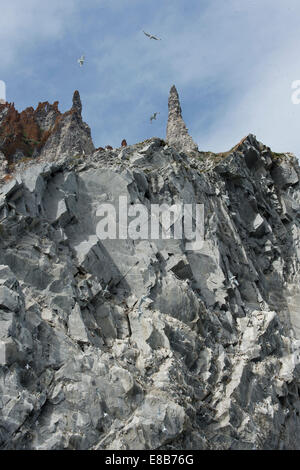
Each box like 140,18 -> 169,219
1,0 -> 300,155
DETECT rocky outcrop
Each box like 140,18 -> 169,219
0,102 -> 44,164
0,91 -> 94,165
166,85 -> 198,154
39,91 -> 95,161
33,101 -> 61,132
0,122 -> 299,450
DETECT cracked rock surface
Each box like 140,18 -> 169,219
0,130 -> 299,449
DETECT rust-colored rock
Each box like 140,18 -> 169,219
0,100 -> 62,165
0,90 -> 94,165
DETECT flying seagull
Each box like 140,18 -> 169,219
102,284 -> 110,297
78,55 -> 85,67
229,275 -> 239,288
143,31 -> 161,41
150,112 -> 160,123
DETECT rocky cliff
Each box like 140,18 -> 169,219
0,91 -> 94,167
0,87 -> 299,450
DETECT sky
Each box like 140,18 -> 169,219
1,0 -> 300,156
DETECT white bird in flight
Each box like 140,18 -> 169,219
78,55 -> 85,67
143,31 -> 161,41
102,284 -> 110,297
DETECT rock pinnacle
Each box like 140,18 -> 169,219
72,90 -> 82,116
166,85 -> 198,153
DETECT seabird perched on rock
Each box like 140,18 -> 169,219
138,294 -> 152,317
143,31 -> 161,41
138,295 -> 148,316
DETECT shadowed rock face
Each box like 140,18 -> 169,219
34,101 -> 61,132
72,90 -> 83,116
166,85 -> 198,154
0,91 -> 94,165
0,92 -> 300,450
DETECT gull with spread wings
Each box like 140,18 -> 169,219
150,112 -> 160,123
143,31 -> 162,41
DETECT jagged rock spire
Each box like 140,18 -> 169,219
166,85 -> 198,153
39,90 -> 94,160
72,90 -> 82,116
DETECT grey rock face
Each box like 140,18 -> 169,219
39,91 -> 94,161
0,128 -> 300,450
0,106 -> 8,127
0,151 -> 8,178
72,90 -> 82,116
34,102 -> 61,132
166,85 -> 198,154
